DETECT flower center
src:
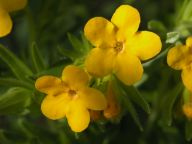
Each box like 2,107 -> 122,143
114,42 -> 124,53
68,89 -> 78,99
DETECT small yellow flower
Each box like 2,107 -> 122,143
182,89 -> 192,119
183,103 -> 192,119
167,36 -> 192,91
89,110 -> 102,121
84,5 -> 162,85
35,65 -> 107,132
0,0 -> 27,37
104,82 -> 120,119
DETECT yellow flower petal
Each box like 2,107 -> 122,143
167,45 -> 192,70
85,48 -> 115,77
183,103 -> 192,119
186,36 -> 192,47
80,87 -> 107,110
62,65 -> 89,90
114,52 -> 143,85
41,94 -> 70,120
111,5 -> 140,40
0,0 -> 27,12
66,101 -> 90,132
127,31 -> 162,60
182,66 -> 192,91
35,76 -> 68,95
0,8 -> 12,37
84,17 -> 116,48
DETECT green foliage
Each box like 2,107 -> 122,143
185,120 -> 192,141
1,0 -> 192,143
148,20 -> 167,38
160,83 -> 183,126
30,42 -> 46,73
0,45 -> 33,81
0,87 -> 31,115
113,77 -> 144,131
122,84 -> 151,114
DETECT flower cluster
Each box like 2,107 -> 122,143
167,37 -> 192,92
35,5 -> 162,132
0,0 -> 27,37
167,37 -> 192,119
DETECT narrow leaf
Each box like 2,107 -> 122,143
148,20 -> 167,38
80,31 -> 91,51
113,77 -> 143,131
30,42 -> 46,72
67,33 -> 83,53
0,45 -> 33,80
161,83 -> 183,125
185,120 -> 192,141
0,78 -> 33,90
36,65 -> 67,77
57,46 -> 79,60
122,94 -> 143,131
122,85 -> 151,114
148,20 -> 166,32
0,87 -> 31,115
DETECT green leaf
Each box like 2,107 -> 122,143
0,130 -> 11,144
122,85 -> 151,114
0,87 -> 31,115
0,45 -> 33,80
122,94 -> 143,131
166,32 -> 180,44
148,20 -> 166,31
177,0 -> 192,22
58,130 -> 71,144
113,78 -> 143,131
185,120 -> 192,141
57,46 -> 79,60
80,31 -> 91,51
0,78 -> 34,90
36,65 -> 67,77
161,83 -> 183,125
67,33 -> 83,53
148,20 -> 167,38
30,42 -> 46,73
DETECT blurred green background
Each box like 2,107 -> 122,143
1,0 -> 192,144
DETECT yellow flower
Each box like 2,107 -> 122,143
0,0 -> 27,37
89,110 -> 102,121
84,5 -> 162,85
104,82 -> 120,119
182,89 -> 192,119
35,65 -> 107,132
183,103 -> 192,119
167,36 -> 192,91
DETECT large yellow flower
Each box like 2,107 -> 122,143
0,0 -> 27,37
35,65 -> 107,132
167,37 -> 192,91
84,5 -> 162,85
